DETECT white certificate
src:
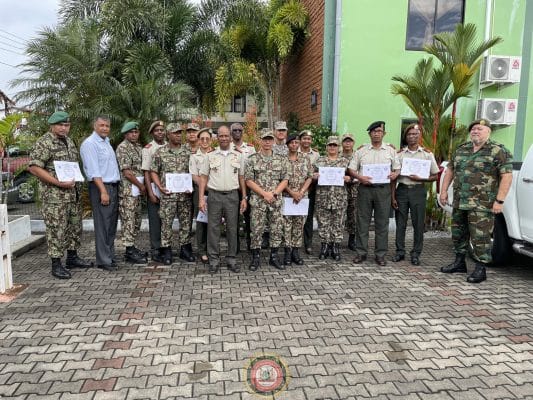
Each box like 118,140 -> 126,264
196,196 -> 208,223
165,173 -> 193,193
131,176 -> 144,197
282,197 -> 309,216
54,161 -> 85,182
318,167 -> 345,186
400,158 -> 431,179
362,163 -> 390,184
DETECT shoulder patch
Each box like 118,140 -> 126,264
144,143 -> 152,149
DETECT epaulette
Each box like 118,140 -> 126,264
357,145 -> 365,150
422,147 -> 432,153
312,147 -> 319,152
144,143 -> 152,149
207,148 -> 214,153
387,143 -> 397,150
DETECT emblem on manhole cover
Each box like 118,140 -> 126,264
245,354 -> 290,396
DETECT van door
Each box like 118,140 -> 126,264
517,145 -> 533,241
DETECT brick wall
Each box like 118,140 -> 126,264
280,0 -> 324,127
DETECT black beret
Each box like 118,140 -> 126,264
367,121 -> 385,132
286,134 -> 298,145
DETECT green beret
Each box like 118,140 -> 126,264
47,111 -> 69,125
468,119 -> 492,131
121,121 -> 139,134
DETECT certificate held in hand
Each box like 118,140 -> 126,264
400,158 -> 431,179
282,197 -> 309,216
54,161 -> 85,182
362,163 -> 390,184
318,167 -> 345,186
165,173 -> 193,193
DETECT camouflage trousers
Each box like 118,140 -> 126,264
452,209 -> 494,264
249,197 -> 284,249
41,201 -> 82,258
119,195 -> 142,247
159,195 -> 192,247
283,214 -> 306,248
345,182 -> 359,234
317,207 -> 346,243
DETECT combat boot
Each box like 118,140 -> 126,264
331,243 -> 341,261
440,254 -> 467,273
162,246 -> 173,265
319,242 -> 328,260
151,248 -> 165,263
125,246 -> 148,264
291,247 -> 304,265
65,250 -> 93,269
347,234 -> 356,251
131,246 -> 148,258
269,248 -> 285,270
52,258 -> 71,279
467,262 -> 487,283
179,243 -> 196,262
283,247 -> 292,266
249,249 -> 261,271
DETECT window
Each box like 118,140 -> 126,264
232,95 -> 246,113
406,0 -> 464,51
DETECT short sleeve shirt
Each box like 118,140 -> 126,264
349,143 -> 401,174
200,149 -> 244,191
151,144 -> 192,200
141,140 -> 166,171
313,156 -> 349,209
397,146 -> 439,186
116,139 -> 143,197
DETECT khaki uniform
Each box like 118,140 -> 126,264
283,155 -> 313,247
200,149 -> 245,267
245,152 -> 289,249
230,142 -> 256,164
116,139 -> 143,247
341,151 -> 359,235
349,143 -> 400,258
29,132 -> 83,258
395,146 -> 439,258
151,145 -> 192,247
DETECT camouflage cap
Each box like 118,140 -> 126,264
166,123 -> 183,133
260,129 -> 275,139
274,121 -> 287,130
341,133 -> 354,142
120,121 -> 139,134
148,120 -> 164,134
47,111 -> 69,125
197,127 -> 213,136
327,136 -> 340,146
468,119 -> 492,131
186,122 -> 200,131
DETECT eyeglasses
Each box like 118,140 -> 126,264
327,143 -> 338,147
199,137 -> 211,141
232,129 -> 243,132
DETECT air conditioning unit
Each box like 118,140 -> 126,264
480,55 -> 521,84
476,98 -> 518,125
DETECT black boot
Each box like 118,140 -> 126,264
179,243 -> 196,262
269,248 -> 285,270
331,243 -> 341,261
319,242 -> 328,260
441,254 -> 467,273
65,250 -> 93,269
131,246 -> 148,258
284,247 -> 292,266
125,246 -> 148,264
152,248 -> 165,263
52,258 -> 71,279
348,234 -> 356,251
249,249 -> 261,271
467,262 -> 487,283
162,247 -> 173,265
291,248 -> 304,265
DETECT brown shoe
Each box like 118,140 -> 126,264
375,256 -> 387,266
353,254 -> 367,264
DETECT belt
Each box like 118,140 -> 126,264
367,184 -> 388,188
398,183 -> 424,189
90,181 -> 119,187
211,189 -> 237,195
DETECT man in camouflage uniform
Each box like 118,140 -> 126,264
116,121 -> 147,264
28,111 -> 92,279
245,130 -> 289,270
348,121 -> 400,266
314,136 -> 351,261
272,120 -> 288,156
340,133 -> 359,250
282,134 -> 313,266
150,127 -> 196,264
440,119 -> 513,283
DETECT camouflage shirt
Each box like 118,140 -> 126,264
286,154 -> 313,195
451,139 -> 513,211
116,139 -> 143,197
29,132 -> 80,204
314,156 -> 349,209
151,144 -> 192,200
245,152 -> 289,204
273,143 -> 288,156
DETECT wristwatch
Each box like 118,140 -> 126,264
495,199 -> 504,204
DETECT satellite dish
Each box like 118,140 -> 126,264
490,58 -> 509,79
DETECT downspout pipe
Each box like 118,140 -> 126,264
321,0 -> 336,127
331,0 -> 342,132
484,0 -> 493,54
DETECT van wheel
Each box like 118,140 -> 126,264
492,213 -> 512,265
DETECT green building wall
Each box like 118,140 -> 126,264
334,0 -> 532,160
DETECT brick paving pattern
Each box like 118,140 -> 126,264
1,231 -> 532,399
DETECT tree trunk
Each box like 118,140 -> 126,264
448,100 -> 457,160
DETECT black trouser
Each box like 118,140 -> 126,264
394,183 -> 426,257
147,199 -> 161,253
303,186 -> 316,249
236,191 -> 251,252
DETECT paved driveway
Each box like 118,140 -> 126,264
1,232 -> 532,399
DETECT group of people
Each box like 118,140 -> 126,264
29,111 -> 512,285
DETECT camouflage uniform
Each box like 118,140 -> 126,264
450,140 -> 513,263
314,156 -> 349,242
273,143 -> 288,156
29,132 -> 82,258
116,139 -> 143,247
151,145 -> 193,247
283,155 -> 313,247
341,152 -> 359,235
245,153 -> 289,249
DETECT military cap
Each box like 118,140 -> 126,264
299,129 -> 313,138
197,127 -> 213,136
367,121 -> 386,132
468,119 -> 492,132
286,134 -> 298,145
260,130 -> 275,139
120,121 -> 139,134
186,122 -> 200,131
47,111 -> 69,125
230,123 -> 244,131
327,136 -> 340,146
341,133 -> 354,142
274,121 -> 287,130
166,123 -> 183,133
149,120 -> 164,134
